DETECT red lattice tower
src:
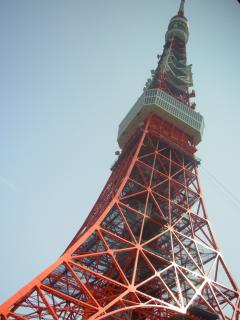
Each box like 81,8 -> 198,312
1,1 -> 239,319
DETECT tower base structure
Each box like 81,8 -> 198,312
1,114 -> 239,320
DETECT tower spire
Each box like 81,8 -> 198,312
147,0 -> 193,107
178,0 -> 185,16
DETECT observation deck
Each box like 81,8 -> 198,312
118,88 -> 204,149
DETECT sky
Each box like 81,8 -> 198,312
0,0 -> 240,304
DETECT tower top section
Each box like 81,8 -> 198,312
149,0 -> 192,106
118,0 -> 205,150
165,0 -> 189,44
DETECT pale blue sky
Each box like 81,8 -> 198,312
0,0 -> 240,303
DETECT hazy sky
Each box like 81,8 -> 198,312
0,0 -> 240,303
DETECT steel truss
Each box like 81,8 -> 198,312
1,115 -> 239,320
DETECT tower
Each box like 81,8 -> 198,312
1,1 -> 239,319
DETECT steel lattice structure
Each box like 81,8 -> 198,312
1,1 -> 239,319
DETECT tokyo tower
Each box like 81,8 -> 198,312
1,1 -> 239,319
